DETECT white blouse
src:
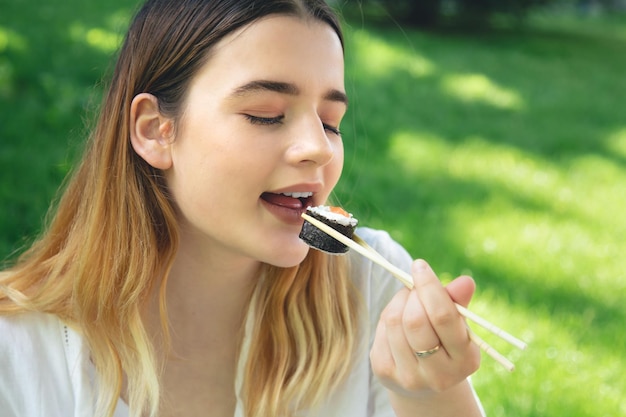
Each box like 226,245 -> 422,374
0,228 -> 483,417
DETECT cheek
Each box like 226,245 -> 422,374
330,141 -> 345,184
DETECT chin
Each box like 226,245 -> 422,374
263,241 -> 310,268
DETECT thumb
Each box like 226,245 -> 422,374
445,275 -> 476,308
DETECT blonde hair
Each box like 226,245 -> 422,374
246,253 -> 359,417
1,1 -> 360,416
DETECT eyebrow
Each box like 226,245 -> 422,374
230,80 -> 348,106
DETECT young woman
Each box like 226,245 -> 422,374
0,1 -> 484,416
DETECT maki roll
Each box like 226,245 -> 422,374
299,205 -> 358,254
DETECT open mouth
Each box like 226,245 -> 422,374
260,191 -> 314,211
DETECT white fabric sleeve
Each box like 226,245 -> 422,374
0,313 -> 75,417
349,228 -> 411,417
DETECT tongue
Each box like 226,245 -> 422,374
261,193 -> 304,209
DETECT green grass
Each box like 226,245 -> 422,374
1,2 -> 625,416
0,0 -> 134,258
336,12 -> 626,417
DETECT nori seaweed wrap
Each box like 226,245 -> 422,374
299,205 -> 358,254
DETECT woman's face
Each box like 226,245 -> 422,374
166,15 -> 346,268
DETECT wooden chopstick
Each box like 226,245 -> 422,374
352,234 -> 527,351
351,235 -> 520,371
302,213 -> 526,371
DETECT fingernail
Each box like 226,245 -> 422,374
412,259 -> 429,273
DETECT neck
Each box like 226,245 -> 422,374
132,235 -> 261,416
147,232 -> 261,353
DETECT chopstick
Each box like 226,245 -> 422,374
302,213 -> 526,371
351,234 -> 528,351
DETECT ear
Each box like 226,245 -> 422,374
130,93 -> 174,170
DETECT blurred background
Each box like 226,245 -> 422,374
1,0 -> 624,415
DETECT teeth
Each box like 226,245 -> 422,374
282,192 -> 313,199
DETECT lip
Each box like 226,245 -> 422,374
261,183 -> 323,225
260,198 -> 308,225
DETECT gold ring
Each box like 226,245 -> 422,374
414,344 -> 441,358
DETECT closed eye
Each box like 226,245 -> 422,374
323,123 -> 341,136
244,114 -> 340,136
244,114 -> 284,126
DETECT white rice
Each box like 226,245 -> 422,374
307,205 -> 358,227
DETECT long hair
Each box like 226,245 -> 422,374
0,1 -> 359,416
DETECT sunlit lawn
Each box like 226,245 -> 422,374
337,11 -> 626,417
1,2 -> 625,416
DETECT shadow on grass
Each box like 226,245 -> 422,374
342,24 -> 626,167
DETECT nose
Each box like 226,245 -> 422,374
285,118 -> 336,167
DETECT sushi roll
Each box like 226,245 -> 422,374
299,205 -> 358,254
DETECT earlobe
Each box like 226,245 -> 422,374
130,93 -> 174,170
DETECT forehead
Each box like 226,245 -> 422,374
188,15 -> 345,96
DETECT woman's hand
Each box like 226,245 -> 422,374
370,259 -> 481,402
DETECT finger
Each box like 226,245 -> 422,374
380,289 -> 425,376
445,275 -> 476,308
403,287 -> 447,359
411,260 -> 472,356
371,288 -> 411,373
370,316 -> 397,381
